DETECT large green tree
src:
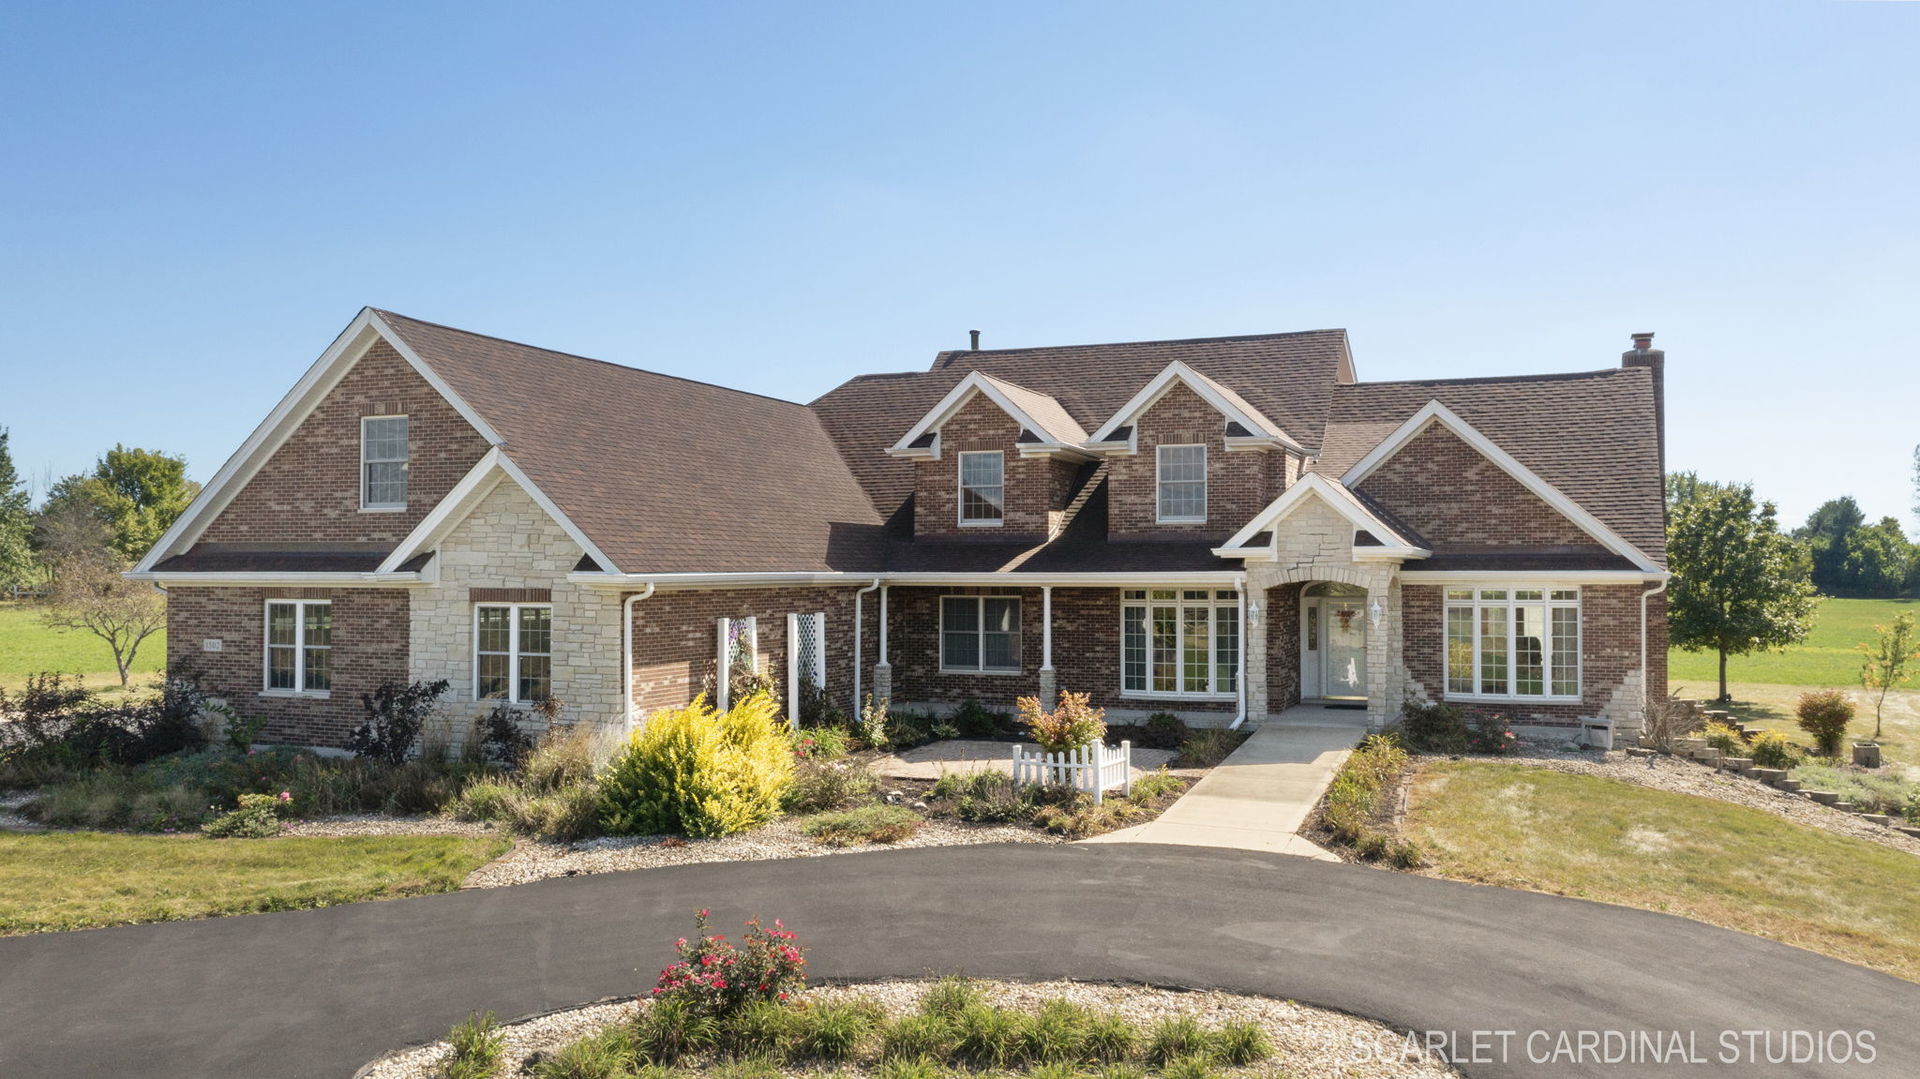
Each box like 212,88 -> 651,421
1797,496 -> 1865,594
0,428 -> 34,591
40,445 -> 199,563
1669,482 -> 1819,701
1840,517 -> 1915,598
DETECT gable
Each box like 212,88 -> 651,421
196,338 -> 492,546
1352,422 -> 1599,550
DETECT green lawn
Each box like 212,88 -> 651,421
1667,596 -> 1919,687
0,831 -> 511,934
0,600 -> 166,694
1405,759 -> 1920,982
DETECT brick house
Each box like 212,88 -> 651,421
131,309 -> 1669,746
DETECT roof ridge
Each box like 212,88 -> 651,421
1346,366 -> 1644,390
932,327 -> 1347,366
372,308 -> 811,409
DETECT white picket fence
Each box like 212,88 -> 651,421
1010,740 -> 1132,804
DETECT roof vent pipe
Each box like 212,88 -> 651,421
969,330 -> 981,350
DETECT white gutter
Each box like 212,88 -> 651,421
122,571 -> 428,587
566,569 -> 1242,590
1229,574 -> 1249,730
852,578 -> 881,715
622,583 -> 657,726
1640,574 -> 1671,722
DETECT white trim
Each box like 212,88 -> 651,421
1154,443 -> 1208,524
263,598 -> 332,697
956,449 -> 1005,527
1439,585 -> 1583,702
134,309 -> 505,574
376,449 -> 507,573
1337,400 -> 1661,574
938,594 -> 1023,674
565,570 -> 1246,591
126,571 -> 428,587
474,601 -> 554,705
886,372 -> 1091,460
1118,586 -> 1240,699
496,453 -> 622,574
1398,570 -> 1668,584
358,414 -> 411,511
1214,473 -> 1431,559
1086,360 -> 1303,450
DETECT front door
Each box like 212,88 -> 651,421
1302,595 -> 1368,700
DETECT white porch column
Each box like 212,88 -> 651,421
1038,585 -> 1057,708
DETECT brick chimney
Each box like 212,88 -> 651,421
1622,331 -> 1665,475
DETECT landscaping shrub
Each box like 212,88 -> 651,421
951,1003 -> 1025,1069
536,1024 -> 642,1078
856,694 -> 891,751
0,669 -> 211,772
781,758 -> 880,814
1083,1012 -> 1140,1062
873,1056 -> 944,1079
1033,795 -> 1147,839
881,1013 -> 954,1061
930,770 -> 1049,824
473,700 -> 537,769
1748,730 -> 1799,770
1016,691 -> 1106,753
442,1011 -> 506,1079
788,999 -> 882,1062
1175,728 -> 1242,767
632,997 -> 718,1064
1320,733 -> 1411,858
1144,1016 -> 1210,1066
216,709 -> 269,754
348,679 -> 452,764
1210,1021 -> 1271,1066
1701,721 -> 1746,756
24,769 -> 204,831
1128,768 -> 1186,802
719,1000 -> 795,1060
883,707 -> 937,750
951,698 -> 1013,739
1397,699 -> 1468,754
1021,999 -> 1093,1063
795,677 -> 848,731
789,726 -> 851,761
1790,763 -> 1920,819
202,791 -> 291,838
1141,712 -> 1189,750
918,976 -> 983,1019
650,910 -> 807,1018
1796,691 -> 1856,758
600,693 -> 794,837
802,805 -> 922,846
1464,710 -> 1517,755
1159,1053 -> 1218,1079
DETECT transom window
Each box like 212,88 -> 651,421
265,599 -> 331,694
361,415 -> 410,509
476,604 -> 552,703
1444,587 -> 1581,700
958,451 -> 1004,525
1156,445 -> 1207,523
1122,589 -> 1239,697
940,595 -> 1021,672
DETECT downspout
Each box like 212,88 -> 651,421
852,578 -> 881,716
622,583 -> 656,727
1639,576 -> 1669,731
879,585 -> 890,666
1229,574 -> 1249,730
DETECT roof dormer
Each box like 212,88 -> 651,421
1084,360 -> 1305,455
886,370 -> 1095,462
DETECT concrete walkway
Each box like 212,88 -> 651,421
1088,716 -> 1364,858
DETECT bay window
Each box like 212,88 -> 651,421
1122,589 -> 1239,697
1444,587 -> 1580,700
476,603 -> 552,703
940,595 -> 1021,672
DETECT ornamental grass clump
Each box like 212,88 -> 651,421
441,1011 -> 506,1079
600,693 -> 794,837
1015,691 -> 1106,753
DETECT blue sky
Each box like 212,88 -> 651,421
2,1 -> 1914,529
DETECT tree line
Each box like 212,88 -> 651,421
0,426 -> 199,686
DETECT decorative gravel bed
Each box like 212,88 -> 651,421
357,978 -> 1456,1079
464,817 -> 1062,889
1479,748 -> 1920,857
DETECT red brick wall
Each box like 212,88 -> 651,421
630,586 -> 878,717
913,393 -> 1076,540
166,586 -> 411,748
1354,424 -> 1594,549
1106,382 -> 1284,539
1401,583 -> 1658,727
885,585 -> 1237,714
199,340 -> 493,544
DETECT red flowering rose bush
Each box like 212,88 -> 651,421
1464,709 -> 1518,755
651,909 -> 807,1018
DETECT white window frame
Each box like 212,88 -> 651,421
474,603 -> 554,705
1155,444 -> 1208,523
939,595 -> 1023,674
1120,588 -> 1239,700
956,450 -> 1005,527
1442,586 -> 1582,703
262,599 -> 331,698
360,414 -> 410,511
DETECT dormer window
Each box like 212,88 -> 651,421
958,450 -> 1004,526
1156,444 -> 1207,523
361,415 -> 409,510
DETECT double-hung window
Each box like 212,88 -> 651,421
265,599 -> 331,694
940,595 -> 1021,672
361,415 -> 409,509
1121,589 -> 1239,697
476,604 -> 552,703
1444,587 -> 1581,700
1156,444 -> 1207,523
958,451 -> 1004,526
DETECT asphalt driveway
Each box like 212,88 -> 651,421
0,843 -> 1912,1078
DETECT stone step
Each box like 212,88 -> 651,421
1773,779 -> 1802,792
1722,757 -> 1755,774
1806,790 -> 1840,805
1832,801 -> 1858,813
1863,814 -> 1893,826
1752,768 -> 1786,782
1625,746 -> 1657,759
1897,826 -> 1920,839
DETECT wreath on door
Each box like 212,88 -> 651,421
1335,607 -> 1358,632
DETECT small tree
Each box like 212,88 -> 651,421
1858,612 -> 1919,741
40,552 -> 165,688
0,428 -> 34,593
348,679 -> 452,763
1796,690 -> 1855,758
1668,483 -> 1818,701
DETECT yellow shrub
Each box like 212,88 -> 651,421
598,692 -> 795,838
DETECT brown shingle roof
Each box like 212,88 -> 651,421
812,329 -> 1352,516
1313,368 -> 1666,566
375,311 -> 888,574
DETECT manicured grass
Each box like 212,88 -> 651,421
1404,759 -> 1920,982
0,600 -> 166,695
1668,596 -> 1919,687
0,831 -> 511,934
